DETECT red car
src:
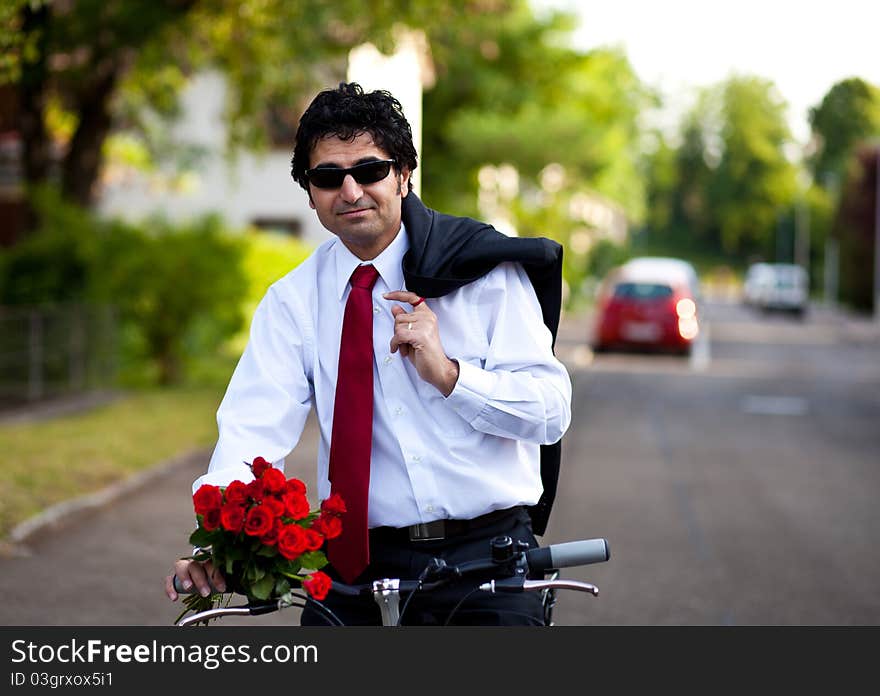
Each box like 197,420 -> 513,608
592,257 -> 700,355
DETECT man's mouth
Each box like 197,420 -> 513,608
338,207 -> 372,217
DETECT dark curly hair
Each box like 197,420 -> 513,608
290,82 -> 418,193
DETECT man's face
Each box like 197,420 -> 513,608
307,132 -> 410,260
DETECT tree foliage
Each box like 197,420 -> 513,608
2,0 -> 514,218
421,3 -> 650,221
709,76 -> 798,254
643,75 -> 798,261
832,144 -> 879,312
808,77 -> 880,189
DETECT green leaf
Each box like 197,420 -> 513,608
274,577 -> 291,596
188,527 -> 215,548
224,545 -> 246,561
297,552 -> 327,570
276,558 -> 303,575
244,564 -> 266,583
256,544 -> 278,558
249,574 -> 275,601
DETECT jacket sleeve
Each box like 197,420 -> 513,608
443,262 -> 572,445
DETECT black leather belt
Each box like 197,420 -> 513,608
371,506 -> 522,543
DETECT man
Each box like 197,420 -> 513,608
165,82 -> 571,625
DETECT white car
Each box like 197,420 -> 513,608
743,263 -> 808,316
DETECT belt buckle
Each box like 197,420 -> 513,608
408,520 -> 446,541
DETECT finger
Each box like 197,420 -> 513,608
185,562 -> 214,598
390,304 -> 406,319
207,562 -> 227,593
389,322 -> 412,358
383,291 -> 427,309
165,574 -> 178,601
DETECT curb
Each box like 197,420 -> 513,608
6,447 -> 208,549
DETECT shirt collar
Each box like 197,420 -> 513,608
332,224 -> 409,300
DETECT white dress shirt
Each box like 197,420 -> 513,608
194,225 -> 572,528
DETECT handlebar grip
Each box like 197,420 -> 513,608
525,538 -> 610,574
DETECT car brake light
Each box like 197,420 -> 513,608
675,298 -> 696,319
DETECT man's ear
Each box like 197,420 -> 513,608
398,168 -> 411,198
308,190 -> 316,209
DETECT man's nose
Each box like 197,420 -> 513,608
339,174 -> 363,202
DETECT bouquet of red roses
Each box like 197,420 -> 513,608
177,456 -> 344,619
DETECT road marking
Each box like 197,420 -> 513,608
741,395 -> 809,416
690,322 -> 711,371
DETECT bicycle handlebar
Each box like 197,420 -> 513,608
173,537 -> 610,596
525,538 -> 610,573
173,536 -> 610,626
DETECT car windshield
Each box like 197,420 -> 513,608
613,282 -> 674,300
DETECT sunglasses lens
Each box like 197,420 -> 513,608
307,160 -> 394,189
307,169 -> 344,189
353,160 -> 392,184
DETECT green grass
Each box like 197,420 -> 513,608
0,386 -> 225,540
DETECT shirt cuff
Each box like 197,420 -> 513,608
444,358 -> 497,424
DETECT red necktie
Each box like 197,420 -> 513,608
327,264 -> 380,583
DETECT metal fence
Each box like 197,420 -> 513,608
0,303 -> 117,407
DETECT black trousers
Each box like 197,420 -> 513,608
300,506 -> 545,626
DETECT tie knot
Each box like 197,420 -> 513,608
350,264 -> 379,289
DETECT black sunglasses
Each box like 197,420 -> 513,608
305,159 -> 397,189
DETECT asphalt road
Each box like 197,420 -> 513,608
1,298 -> 878,626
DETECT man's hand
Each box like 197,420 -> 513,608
165,558 -> 226,601
383,291 -> 460,397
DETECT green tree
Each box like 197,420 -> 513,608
422,4 -> 650,221
669,101 -> 717,249
419,1 -> 650,303
808,77 -> 880,189
707,76 -> 798,256
2,0 -> 511,225
832,144 -> 879,312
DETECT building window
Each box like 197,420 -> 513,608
250,217 -> 302,238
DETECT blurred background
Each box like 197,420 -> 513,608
0,0 -> 878,624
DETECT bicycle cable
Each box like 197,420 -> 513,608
277,590 -> 346,626
442,586 -> 484,626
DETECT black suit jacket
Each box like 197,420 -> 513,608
400,192 -> 564,536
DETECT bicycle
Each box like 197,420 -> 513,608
174,535 -> 610,627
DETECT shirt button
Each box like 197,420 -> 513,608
373,306 -> 380,314
412,455 -> 421,462
426,505 -> 435,513
394,407 -> 403,416
383,355 -> 392,365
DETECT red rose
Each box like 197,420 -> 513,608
244,505 -> 275,537
261,467 -> 287,495
193,484 -> 222,515
246,478 -> 265,502
285,478 -> 307,496
260,519 -> 282,546
312,513 -> 342,540
224,480 -> 249,506
251,456 -> 271,478
283,491 -> 310,520
201,507 -> 221,531
303,571 -> 332,601
220,503 -> 246,533
277,523 -> 308,560
320,493 -> 346,516
261,496 -> 285,518
304,527 -> 324,552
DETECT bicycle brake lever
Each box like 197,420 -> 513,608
419,558 -> 459,583
479,577 -> 599,596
